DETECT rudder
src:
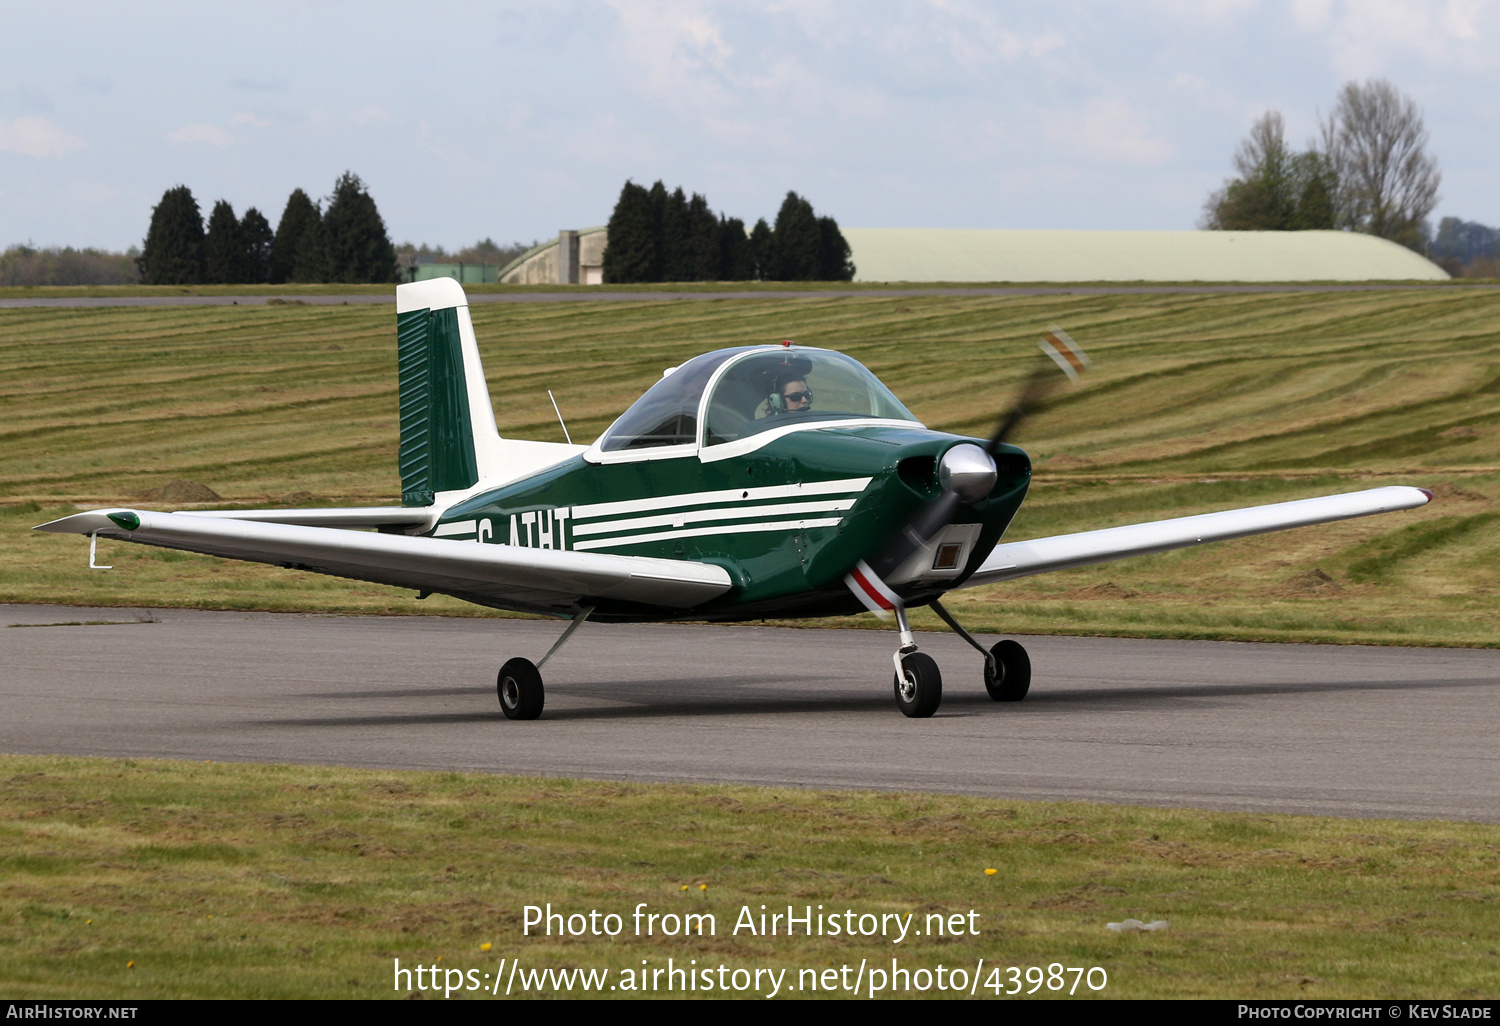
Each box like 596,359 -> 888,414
395,279 -> 502,506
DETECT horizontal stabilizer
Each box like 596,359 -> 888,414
961,485 -> 1432,588
35,509 -> 732,613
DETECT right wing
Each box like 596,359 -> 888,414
961,486 -> 1431,588
35,508 -> 732,615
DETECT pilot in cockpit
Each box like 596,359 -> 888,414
768,369 -> 813,416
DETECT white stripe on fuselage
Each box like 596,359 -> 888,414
572,517 -> 845,552
570,498 -> 859,538
570,477 -> 871,521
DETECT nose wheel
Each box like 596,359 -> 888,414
888,604 -> 944,717
894,651 -> 943,717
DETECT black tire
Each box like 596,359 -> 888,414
497,657 -> 545,720
984,639 -> 1031,702
893,652 -> 943,718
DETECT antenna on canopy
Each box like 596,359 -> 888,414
547,390 -> 573,445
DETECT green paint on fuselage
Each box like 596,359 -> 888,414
439,425 -> 1030,622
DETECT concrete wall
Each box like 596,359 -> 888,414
499,227 -> 607,285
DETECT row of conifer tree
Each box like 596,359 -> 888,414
137,172 -> 398,285
603,183 -> 854,283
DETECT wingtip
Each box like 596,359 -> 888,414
33,508 -> 144,534
1418,487 -> 1434,502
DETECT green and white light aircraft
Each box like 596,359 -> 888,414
38,279 -> 1431,719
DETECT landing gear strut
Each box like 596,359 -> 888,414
496,605 -> 594,721
929,599 -> 1031,703
891,604 -> 942,717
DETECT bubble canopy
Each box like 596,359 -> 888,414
596,346 -> 919,452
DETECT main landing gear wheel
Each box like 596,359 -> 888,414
894,652 -> 943,718
497,657 -> 545,720
984,639 -> 1031,702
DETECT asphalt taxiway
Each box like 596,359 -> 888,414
2,604 -> 1495,822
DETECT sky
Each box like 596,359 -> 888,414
1,1 -> 1495,252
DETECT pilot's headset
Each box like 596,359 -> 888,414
765,359 -> 812,414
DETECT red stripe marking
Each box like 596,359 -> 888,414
1044,332 -> 1086,374
850,567 -> 894,610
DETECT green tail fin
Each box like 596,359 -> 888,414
396,287 -> 479,506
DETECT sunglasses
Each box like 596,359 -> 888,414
783,390 -> 813,404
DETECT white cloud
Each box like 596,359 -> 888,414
1292,0 -> 1336,31
607,0 -> 734,97
1045,96 -> 1173,166
1298,0 -> 1490,76
0,117 -> 85,158
1148,0 -> 1258,22
919,0 -> 1067,69
228,111 -> 270,127
169,122 -> 233,146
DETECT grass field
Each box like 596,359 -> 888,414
1,755 -> 1496,1000
4,287 -> 1499,645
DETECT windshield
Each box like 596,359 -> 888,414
597,350 -> 737,451
704,348 -> 918,445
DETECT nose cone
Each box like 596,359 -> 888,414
939,443 -> 998,503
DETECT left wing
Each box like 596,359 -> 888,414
961,486 -> 1431,588
178,506 -> 434,531
35,509 -> 732,614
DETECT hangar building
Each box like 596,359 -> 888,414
840,229 -> 1448,282
498,227 -> 607,285
491,227 -> 1448,284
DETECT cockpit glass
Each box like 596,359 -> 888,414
703,349 -> 918,445
597,350 -> 737,451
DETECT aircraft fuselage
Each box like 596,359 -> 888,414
435,425 -> 1031,621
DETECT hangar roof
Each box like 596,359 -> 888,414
841,229 -> 1449,283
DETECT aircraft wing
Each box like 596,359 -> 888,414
961,486 -> 1432,588
177,506 -> 435,530
35,509 -> 733,614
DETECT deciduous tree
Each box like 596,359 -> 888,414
1430,217 -> 1500,277
1319,79 -> 1440,251
1202,112 -> 1337,232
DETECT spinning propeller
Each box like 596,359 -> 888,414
846,327 -> 1090,614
